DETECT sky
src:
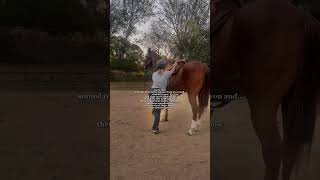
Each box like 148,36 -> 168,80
128,0 -> 162,56
129,20 -> 152,56
115,0 -> 209,57
110,0 -> 156,56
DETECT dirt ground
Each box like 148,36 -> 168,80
212,99 -> 320,180
0,65 -> 108,180
3,65 -> 319,180
110,87 -> 210,180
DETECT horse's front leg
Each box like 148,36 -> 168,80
195,118 -> 201,131
165,108 -> 168,121
195,106 -> 204,131
249,100 -> 282,180
187,94 -> 199,136
160,93 -> 169,122
160,108 -> 168,122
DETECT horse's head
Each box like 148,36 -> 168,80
144,51 -> 161,70
144,54 -> 152,70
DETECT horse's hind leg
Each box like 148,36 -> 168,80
194,107 -> 203,131
165,108 -> 168,121
196,102 -> 207,131
187,93 -> 199,135
249,101 -> 282,180
281,97 -> 302,180
160,94 -> 169,122
195,118 -> 201,131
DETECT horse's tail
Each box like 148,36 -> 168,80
281,14 -> 320,177
198,64 -> 210,118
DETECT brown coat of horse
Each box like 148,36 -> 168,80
145,52 -> 210,134
211,0 -> 320,180
167,60 -> 210,135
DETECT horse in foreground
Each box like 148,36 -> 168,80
211,0 -> 320,179
167,60 -> 210,135
145,54 -> 210,135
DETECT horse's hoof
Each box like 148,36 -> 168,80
195,126 -> 200,131
187,129 -> 195,136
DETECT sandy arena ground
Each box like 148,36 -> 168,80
0,65 -> 108,180
110,88 -> 210,180
2,66 -> 318,180
212,99 -> 320,180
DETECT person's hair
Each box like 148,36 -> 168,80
157,65 -> 165,70
158,68 -> 165,75
156,59 -> 167,70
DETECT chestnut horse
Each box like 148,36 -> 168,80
167,60 -> 210,135
145,55 -> 210,134
211,0 -> 320,180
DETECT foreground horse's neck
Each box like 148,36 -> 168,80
212,0 -> 243,14
211,0 -> 244,35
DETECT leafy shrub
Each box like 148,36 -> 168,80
110,57 -> 141,72
110,70 -> 145,81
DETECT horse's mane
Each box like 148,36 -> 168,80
148,51 -> 161,60
211,0 -> 244,35
211,0 -> 243,12
172,61 -> 186,75
212,0 -> 244,5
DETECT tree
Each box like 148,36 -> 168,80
185,22 -> 209,62
0,0 -> 104,33
110,36 -> 143,60
111,0 -> 156,64
111,0 -> 155,39
110,36 -> 144,72
292,0 -> 320,18
142,0 -> 209,62
110,36 -> 130,60
245,0 -> 320,18
140,21 -> 169,55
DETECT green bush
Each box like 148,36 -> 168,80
0,29 -> 106,64
110,57 -> 141,72
110,70 -> 145,81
